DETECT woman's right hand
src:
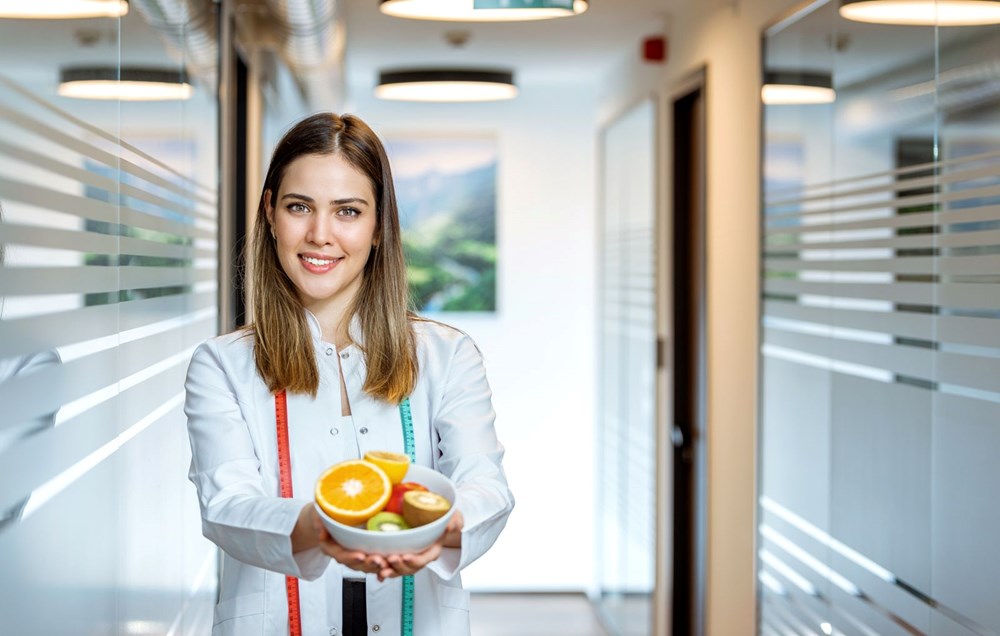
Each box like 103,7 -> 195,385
307,505 -> 388,575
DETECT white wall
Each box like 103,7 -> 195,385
343,83 -> 600,591
597,0 -> 804,633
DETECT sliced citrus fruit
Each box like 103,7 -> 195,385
314,459 -> 392,526
363,450 -> 411,485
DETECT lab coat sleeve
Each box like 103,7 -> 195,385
426,334 -> 514,580
184,339 -> 330,580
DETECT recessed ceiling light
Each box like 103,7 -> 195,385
762,71 -> 836,105
0,0 -> 128,19
58,67 -> 193,101
379,0 -> 588,22
839,0 -> 1000,25
375,69 -> 518,102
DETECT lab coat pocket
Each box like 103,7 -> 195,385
437,584 -> 471,635
213,592 -> 265,634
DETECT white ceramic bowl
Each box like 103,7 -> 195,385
315,463 -> 457,555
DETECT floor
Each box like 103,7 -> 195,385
470,593 -> 610,636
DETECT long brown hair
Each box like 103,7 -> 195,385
248,112 -> 417,402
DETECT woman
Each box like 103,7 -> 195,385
184,113 -> 514,636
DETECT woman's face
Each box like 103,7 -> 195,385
265,153 -> 378,317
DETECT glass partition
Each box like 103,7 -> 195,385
596,97 -> 657,636
0,3 -> 218,633
760,1 -> 1000,634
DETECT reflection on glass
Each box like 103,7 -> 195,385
0,4 -> 218,633
760,1 -> 1000,634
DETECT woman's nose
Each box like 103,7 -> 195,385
306,212 -> 334,245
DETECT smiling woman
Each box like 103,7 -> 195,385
184,112 -> 514,636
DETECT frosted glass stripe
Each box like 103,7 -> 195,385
765,149 -> 1000,206
764,327 -> 1000,393
0,291 -> 215,358
764,255 -> 1000,277
765,326 -> 930,376
765,229 -> 1000,253
0,221 -> 213,260
0,134 -> 211,223
763,300 -> 1000,348
0,94 -> 216,208
765,202 -> 1000,236
19,392 -> 185,523
767,183 -> 1000,223
0,177 -> 215,240
0,265 -> 214,296
765,279 -> 1000,310
1,346 -> 118,426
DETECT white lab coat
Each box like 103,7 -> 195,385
184,311 -> 514,636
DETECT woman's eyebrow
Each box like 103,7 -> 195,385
332,197 -> 371,206
281,192 -> 314,203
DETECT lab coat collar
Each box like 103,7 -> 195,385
303,309 -> 364,349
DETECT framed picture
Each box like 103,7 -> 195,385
386,136 -> 497,313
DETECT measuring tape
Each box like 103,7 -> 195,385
399,397 -> 415,636
274,390 -> 303,636
275,391 -> 416,636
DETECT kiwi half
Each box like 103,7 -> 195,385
401,491 -> 451,528
366,511 -> 410,533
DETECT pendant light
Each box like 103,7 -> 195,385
379,0 -> 588,22
839,0 -> 1000,25
0,0 -> 128,19
761,71 -> 836,105
375,69 -> 517,102
58,67 -> 193,101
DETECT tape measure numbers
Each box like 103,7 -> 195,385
399,397 -> 415,636
274,390 -> 303,636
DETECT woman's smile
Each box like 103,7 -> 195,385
299,252 -> 343,272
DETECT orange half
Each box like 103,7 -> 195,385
315,459 -> 392,526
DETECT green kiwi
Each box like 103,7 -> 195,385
366,511 -> 410,533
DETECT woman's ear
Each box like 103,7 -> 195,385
263,189 -> 274,225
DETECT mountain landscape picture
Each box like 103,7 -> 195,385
387,137 -> 497,312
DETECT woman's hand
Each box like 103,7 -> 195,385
376,509 -> 464,582
309,508 -> 389,575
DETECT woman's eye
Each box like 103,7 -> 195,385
287,202 -> 309,214
338,207 -> 360,218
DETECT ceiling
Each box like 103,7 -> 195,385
339,0 -> 674,94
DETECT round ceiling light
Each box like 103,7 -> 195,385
58,67 -> 193,101
0,0 -> 128,19
762,71 -> 836,105
839,0 -> 1000,25
379,0 -> 588,22
376,69 -> 518,102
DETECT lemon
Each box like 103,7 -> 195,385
363,450 -> 411,485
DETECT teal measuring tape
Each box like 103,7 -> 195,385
399,397 -> 415,636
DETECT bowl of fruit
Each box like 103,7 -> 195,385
314,451 -> 457,555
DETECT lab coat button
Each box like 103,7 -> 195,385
325,348 -> 334,356
330,427 -> 339,436
329,629 -> 337,635
359,427 -> 368,435
372,626 -> 380,632
341,351 -> 350,359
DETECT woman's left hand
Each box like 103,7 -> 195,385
376,510 -> 464,582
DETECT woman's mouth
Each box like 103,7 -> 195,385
299,254 -> 341,273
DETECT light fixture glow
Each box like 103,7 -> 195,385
762,71 -> 836,105
379,0 -> 588,22
58,67 -> 193,101
839,0 -> 1000,25
0,0 -> 128,19
375,69 -> 517,102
